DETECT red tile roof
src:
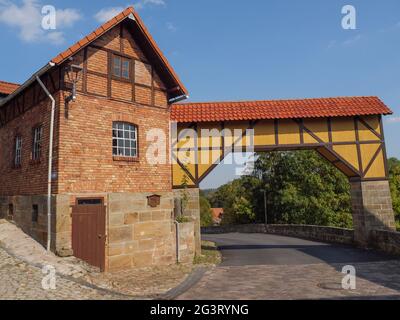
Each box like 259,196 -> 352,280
171,97 -> 393,123
51,6 -> 187,97
212,208 -> 224,219
0,81 -> 20,95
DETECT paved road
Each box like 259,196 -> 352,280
178,233 -> 400,300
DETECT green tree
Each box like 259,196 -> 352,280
199,195 -> 213,227
388,157 -> 400,230
207,176 -> 259,225
252,151 -> 352,228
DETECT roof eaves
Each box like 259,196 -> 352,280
0,62 -> 54,107
132,10 -> 188,97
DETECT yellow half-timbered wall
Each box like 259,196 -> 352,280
172,115 -> 388,188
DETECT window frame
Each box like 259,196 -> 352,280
32,125 -> 43,162
112,122 -> 138,160
112,54 -> 131,80
14,135 -> 22,168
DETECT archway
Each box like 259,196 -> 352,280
171,97 -> 396,252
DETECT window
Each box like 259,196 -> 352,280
77,199 -> 103,206
8,204 -> 14,217
32,205 -> 39,223
32,126 -> 42,161
112,122 -> 138,158
112,55 -> 130,79
14,136 -> 22,167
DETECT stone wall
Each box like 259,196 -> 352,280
177,222 -> 195,264
0,195 -> 51,247
107,191 -> 176,271
350,180 -> 396,245
370,229 -> 400,256
265,225 -> 355,245
1,192 -> 197,272
107,191 -> 196,271
173,188 -> 201,255
0,194 -> 73,255
202,224 -> 355,245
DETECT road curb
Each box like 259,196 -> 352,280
158,266 -> 210,300
0,242 -> 211,300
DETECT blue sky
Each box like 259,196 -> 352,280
0,0 -> 399,189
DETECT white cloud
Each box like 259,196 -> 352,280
94,6 -> 124,23
342,34 -> 363,46
56,8 -> 82,28
327,40 -> 337,49
386,117 -> 400,124
0,0 -> 81,45
134,0 -> 166,10
94,1 -> 166,22
166,22 -> 177,32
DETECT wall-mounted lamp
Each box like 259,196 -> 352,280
65,62 -> 83,103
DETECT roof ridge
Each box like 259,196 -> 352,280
176,96 -> 380,106
171,96 -> 392,123
51,6 -> 134,64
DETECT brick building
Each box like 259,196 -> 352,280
0,7 -> 197,271
0,6 -> 396,272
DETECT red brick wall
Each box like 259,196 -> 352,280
0,92 -> 61,196
57,24 -> 172,194
57,93 -> 171,194
0,23 -> 172,196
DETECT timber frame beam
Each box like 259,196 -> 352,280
172,115 -> 389,188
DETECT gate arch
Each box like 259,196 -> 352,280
171,97 -> 396,245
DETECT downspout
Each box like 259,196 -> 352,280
174,220 -> 180,263
36,74 -> 56,252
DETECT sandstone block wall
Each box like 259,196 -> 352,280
350,180 -> 396,244
107,191 -> 196,271
177,222 -> 195,264
0,195 -> 51,247
173,188 -> 201,254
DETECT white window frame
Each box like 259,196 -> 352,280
32,126 -> 42,161
112,122 -> 138,158
14,136 -> 22,167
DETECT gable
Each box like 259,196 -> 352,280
62,23 -> 169,108
53,7 -> 186,101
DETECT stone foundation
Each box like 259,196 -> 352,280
173,188 -> 201,254
0,192 -> 196,272
177,221 -> 195,264
0,195 -> 52,248
350,180 -> 396,245
107,191 -> 177,271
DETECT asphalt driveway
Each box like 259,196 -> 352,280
177,233 -> 400,300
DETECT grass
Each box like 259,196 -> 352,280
194,241 -> 222,266
396,220 -> 400,232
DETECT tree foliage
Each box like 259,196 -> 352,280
199,193 -> 213,227
388,157 -> 400,230
207,150 -> 353,228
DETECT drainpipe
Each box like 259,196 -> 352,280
36,74 -> 56,252
174,220 -> 180,263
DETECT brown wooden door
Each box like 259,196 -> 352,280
72,199 -> 106,271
